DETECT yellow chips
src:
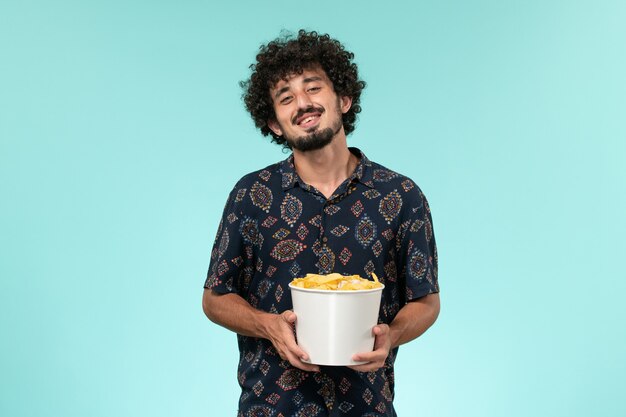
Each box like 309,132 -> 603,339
290,272 -> 383,291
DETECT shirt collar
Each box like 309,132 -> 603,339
279,147 -> 375,191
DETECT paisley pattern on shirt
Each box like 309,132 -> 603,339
206,148 -> 438,417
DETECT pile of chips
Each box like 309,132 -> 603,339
290,272 -> 383,291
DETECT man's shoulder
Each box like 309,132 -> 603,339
368,159 -> 421,192
230,160 -> 284,191
364,158 -> 431,218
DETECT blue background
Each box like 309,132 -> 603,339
1,1 -> 624,416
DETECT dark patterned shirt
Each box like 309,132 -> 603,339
205,148 -> 438,417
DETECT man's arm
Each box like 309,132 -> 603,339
202,289 -> 320,372
349,293 -> 440,372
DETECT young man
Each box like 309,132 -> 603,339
203,30 -> 440,417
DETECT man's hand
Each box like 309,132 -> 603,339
348,324 -> 392,372
264,311 -> 320,373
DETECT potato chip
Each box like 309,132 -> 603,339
290,273 -> 383,291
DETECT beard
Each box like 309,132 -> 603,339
282,104 -> 344,152
284,126 -> 336,152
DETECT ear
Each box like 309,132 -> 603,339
340,96 -> 353,114
267,119 -> 283,136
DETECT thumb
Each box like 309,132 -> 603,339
283,310 -> 297,323
373,324 -> 388,336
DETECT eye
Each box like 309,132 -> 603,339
308,86 -> 321,93
280,96 -> 293,105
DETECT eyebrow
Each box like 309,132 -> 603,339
273,76 -> 324,99
303,76 -> 323,83
274,86 -> 290,99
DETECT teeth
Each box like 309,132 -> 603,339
301,116 -> 316,125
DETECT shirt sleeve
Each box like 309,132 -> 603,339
398,184 -> 439,302
204,183 -> 249,295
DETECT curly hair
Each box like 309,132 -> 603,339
240,30 -> 366,148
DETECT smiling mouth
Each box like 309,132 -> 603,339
297,114 -> 321,128
294,107 -> 324,128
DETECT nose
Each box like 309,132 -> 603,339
295,91 -> 313,109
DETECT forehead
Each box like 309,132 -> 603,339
270,66 -> 331,92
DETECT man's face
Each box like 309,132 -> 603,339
268,66 -> 352,152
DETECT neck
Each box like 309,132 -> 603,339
291,133 -> 358,199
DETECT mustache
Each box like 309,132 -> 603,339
292,106 -> 325,124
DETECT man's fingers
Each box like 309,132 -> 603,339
280,334 -> 319,372
348,354 -> 383,372
350,348 -> 388,372
348,353 -> 385,372
293,360 -> 320,373
285,339 -> 310,362
352,352 -> 377,363
348,362 -> 383,372
348,363 -> 373,372
353,335 -> 389,362
272,311 -> 319,372
284,350 -> 319,372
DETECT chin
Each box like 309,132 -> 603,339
286,127 -> 335,152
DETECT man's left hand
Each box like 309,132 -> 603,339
348,324 -> 392,372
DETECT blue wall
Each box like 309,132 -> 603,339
1,1 -> 624,416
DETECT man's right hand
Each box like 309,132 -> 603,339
263,311 -> 320,373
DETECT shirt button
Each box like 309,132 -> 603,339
322,237 -> 328,243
